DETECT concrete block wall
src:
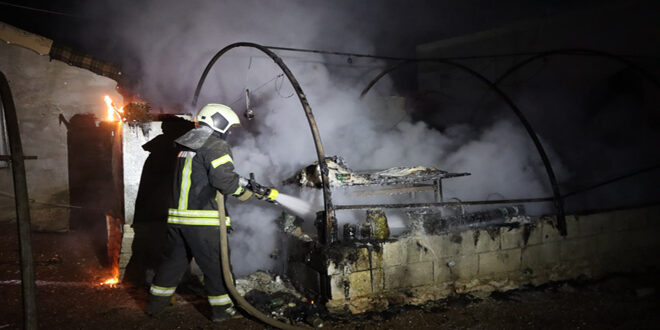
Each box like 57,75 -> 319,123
325,205 -> 660,314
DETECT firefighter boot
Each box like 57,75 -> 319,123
211,304 -> 237,323
146,294 -> 171,318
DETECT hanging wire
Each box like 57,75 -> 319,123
265,45 -> 660,62
227,74 -> 284,107
274,74 -> 294,98
0,1 -> 81,17
244,56 -> 253,93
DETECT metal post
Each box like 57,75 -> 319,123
434,179 -> 443,202
0,71 -> 37,329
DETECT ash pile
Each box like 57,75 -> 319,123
236,271 -> 324,326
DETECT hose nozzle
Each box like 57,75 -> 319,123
246,173 -> 278,202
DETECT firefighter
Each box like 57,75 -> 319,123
145,103 -> 275,322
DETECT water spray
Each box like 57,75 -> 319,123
244,173 -> 317,221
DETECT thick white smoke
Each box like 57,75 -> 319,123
91,0 -> 565,275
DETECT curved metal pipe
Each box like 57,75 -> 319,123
1,71 -> 37,329
360,59 -> 567,234
493,48 -> 660,87
562,162 -> 660,199
360,60 -> 411,98
192,42 -> 335,244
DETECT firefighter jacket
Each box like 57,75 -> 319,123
167,132 -> 251,226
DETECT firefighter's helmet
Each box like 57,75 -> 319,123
196,103 -> 241,134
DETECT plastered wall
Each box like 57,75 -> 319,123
0,41 -> 121,231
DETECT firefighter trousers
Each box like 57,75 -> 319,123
147,224 -> 232,314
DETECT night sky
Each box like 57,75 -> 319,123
1,0 -> 608,83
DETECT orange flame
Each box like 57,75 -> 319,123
102,278 -> 118,285
104,95 -> 124,121
99,264 -> 120,287
99,276 -> 119,288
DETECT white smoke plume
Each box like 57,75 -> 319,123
88,0 -> 565,275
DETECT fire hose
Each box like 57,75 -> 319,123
217,193 -> 307,329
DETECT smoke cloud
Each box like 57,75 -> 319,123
85,0 -> 570,275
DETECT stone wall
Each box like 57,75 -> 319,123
0,41 -> 121,231
324,205 -> 660,314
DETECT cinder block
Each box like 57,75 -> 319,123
477,249 -> 521,275
435,254 -> 478,283
331,270 -> 384,300
330,275 -> 347,300
629,228 -> 660,250
121,237 -> 134,250
382,240 -> 405,267
406,232 -> 472,264
327,261 -> 343,276
384,261 -> 434,290
500,227 -> 522,250
354,247 -> 383,271
501,224 -> 542,249
541,218 -> 565,243
429,231 -> 476,259
597,231 -> 624,255
119,243 -> 133,257
474,229 -> 501,253
459,230 -> 478,255
601,210 -> 631,233
560,237 -> 599,261
565,215 -> 580,237
626,212 -> 649,230
578,213 -> 606,237
122,225 -> 135,238
328,246 -> 384,274
521,242 -> 560,270
348,269 -> 384,297
118,256 -> 131,267
406,237 -> 437,263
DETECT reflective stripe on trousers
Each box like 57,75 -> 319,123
208,294 -> 232,306
150,284 -> 176,297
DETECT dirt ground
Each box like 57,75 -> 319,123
1,221 -> 658,330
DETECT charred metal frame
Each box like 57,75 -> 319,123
0,71 -> 37,329
334,197 -> 554,210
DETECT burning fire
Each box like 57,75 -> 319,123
104,95 -> 124,121
100,214 -> 122,288
100,277 -> 119,287
99,262 -> 120,288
